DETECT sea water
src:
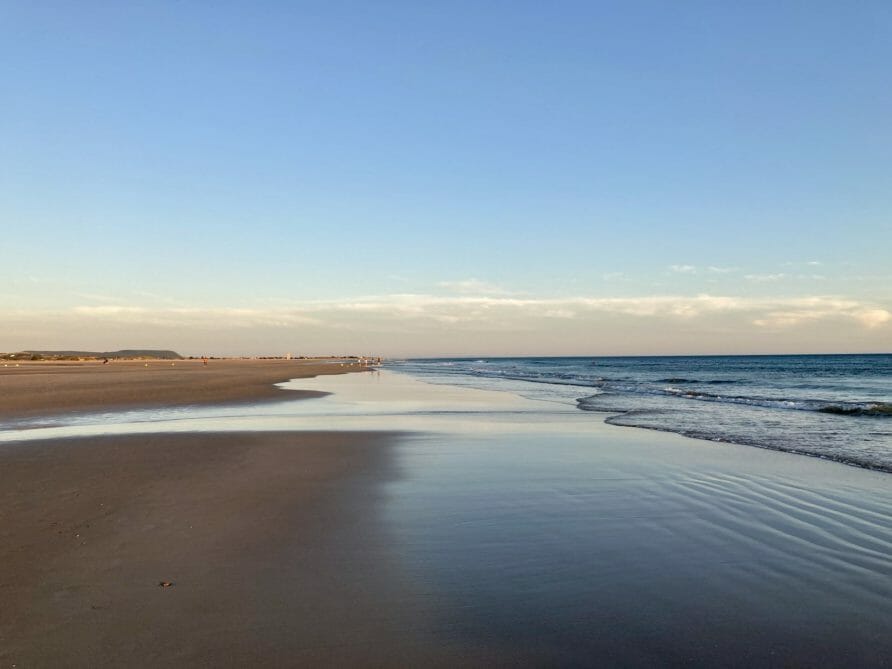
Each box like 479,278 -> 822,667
388,355 -> 892,472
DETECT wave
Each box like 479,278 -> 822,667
575,395 -> 892,472
578,392 -> 892,418
818,403 -> 892,417
408,364 -> 890,418
658,378 -> 739,384
601,413 -> 892,474
398,361 -> 889,419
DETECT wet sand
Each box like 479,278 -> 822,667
0,431 -> 494,667
0,359 -> 365,420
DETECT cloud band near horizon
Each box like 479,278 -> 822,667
3,293 -> 890,357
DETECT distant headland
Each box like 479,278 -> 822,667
0,349 -> 184,361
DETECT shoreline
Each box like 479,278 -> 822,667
600,411 -> 892,474
392,356 -> 892,475
0,358 -> 368,421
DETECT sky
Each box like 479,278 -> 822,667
2,1 -> 890,357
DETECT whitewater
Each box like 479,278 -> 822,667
389,355 -> 892,472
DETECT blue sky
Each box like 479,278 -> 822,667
2,2 -> 890,355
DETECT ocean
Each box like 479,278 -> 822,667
388,354 -> 892,472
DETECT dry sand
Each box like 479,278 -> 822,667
0,358 -> 366,420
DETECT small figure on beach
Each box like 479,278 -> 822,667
102,358 -> 109,365
202,357 -> 208,366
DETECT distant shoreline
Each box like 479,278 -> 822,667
0,358 -> 369,421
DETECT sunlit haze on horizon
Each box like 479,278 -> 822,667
2,2 -> 890,357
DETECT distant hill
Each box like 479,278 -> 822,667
4,350 -> 184,360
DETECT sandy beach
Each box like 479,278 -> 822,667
0,358 -> 365,421
2,368 -> 891,667
0,367 -> 498,666
0,431 -> 418,666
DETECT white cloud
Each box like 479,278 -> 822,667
669,265 -> 697,274
437,278 -> 507,294
542,309 -> 576,319
707,266 -> 738,274
5,293 -> 889,356
74,305 -> 147,315
750,298 -> 892,329
783,260 -> 824,268
855,309 -> 892,328
74,292 -> 126,303
58,294 -> 892,332
132,290 -> 188,306
745,273 -> 787,282
745,273 -> 826,282
72,305 -> 323,327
